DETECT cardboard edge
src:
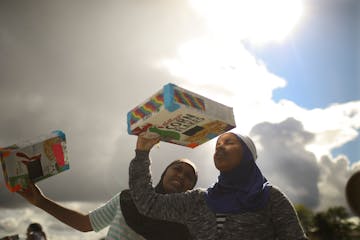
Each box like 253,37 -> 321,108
164,83 -> 180,112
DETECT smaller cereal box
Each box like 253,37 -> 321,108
127,83 -> 236,148
0,130 -> 69,192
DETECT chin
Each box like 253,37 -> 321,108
165,186 -> 179,194
215,165 -> 230,172
214,162 -> 224,171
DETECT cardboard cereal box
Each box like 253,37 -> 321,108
127,83 -> 236,148
0,130 -> 69,192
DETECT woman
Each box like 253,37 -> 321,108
18,158 -> 198,240
129,132 -> 308,239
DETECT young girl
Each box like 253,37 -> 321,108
19,158 -> 198,240
129,132 -> 308,240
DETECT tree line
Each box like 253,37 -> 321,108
295,205 -> 360,240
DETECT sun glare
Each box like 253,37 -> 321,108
189,0 -> 304,44
160,0 -> 302,119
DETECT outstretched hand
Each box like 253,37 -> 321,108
136,132 -> 161,151
17,181 -> 44,206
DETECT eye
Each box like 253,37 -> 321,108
216,141 -> 224,147
219,140 -> 234,145
217,136 -> 238,146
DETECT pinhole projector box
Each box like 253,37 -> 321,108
127,83 -> 236,148
0,130 -> 69,192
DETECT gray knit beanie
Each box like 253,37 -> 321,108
235,134 -> 258,161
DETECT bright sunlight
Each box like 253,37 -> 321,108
160,0 -> 304,132
189,0 -> 304,44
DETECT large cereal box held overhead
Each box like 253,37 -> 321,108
127,83 -> 236,148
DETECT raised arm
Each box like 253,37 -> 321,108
129,135 -> 198,223
18,182 -> 92,232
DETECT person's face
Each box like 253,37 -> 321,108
214,133 -> 243,172
162,162 -> 196,193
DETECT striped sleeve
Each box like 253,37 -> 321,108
89,193 -> 120,232
106,213 -> 144,240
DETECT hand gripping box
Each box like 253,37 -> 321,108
0,130 -> 69,192
127,83 -> 236,148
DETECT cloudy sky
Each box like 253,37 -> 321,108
0,0 -> 359,239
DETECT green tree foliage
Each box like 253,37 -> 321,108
295,204 -> 315,235
295,205 -> 360,240
313,206 -> 355,240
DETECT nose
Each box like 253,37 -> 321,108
216,142 -> 224,150
175,170 -> 185,181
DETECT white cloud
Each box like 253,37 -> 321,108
0,216 -> 19,233
250,118 -> 320,208
267,100 -> 360,160
0,204 -> 106,240
317,155 -> 353,211
160,27 -> 360,162
162,37 -> 286,105
250,118 -> 360,212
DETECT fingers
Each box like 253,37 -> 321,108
140,131 -> 160,139
17,182 -> 43,206
136,133 -> 161,151
17,181 -> 38,196
18,183 -> 32,195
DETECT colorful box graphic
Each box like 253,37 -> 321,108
127,83 -> 236,148
0,130 -> 69,192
